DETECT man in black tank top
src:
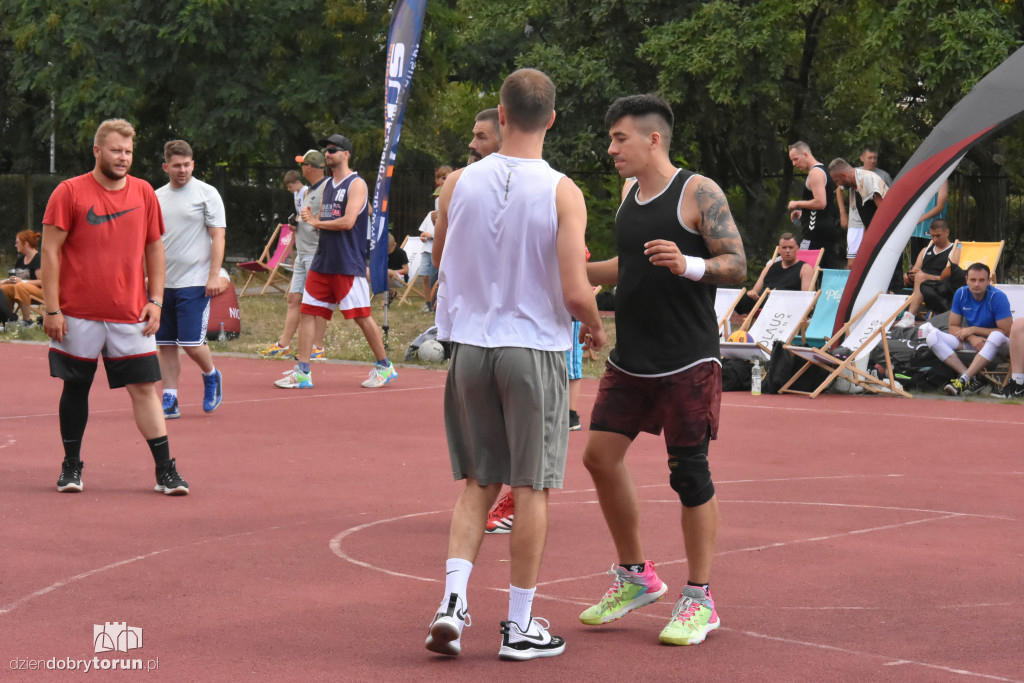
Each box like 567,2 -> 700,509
895,218 -> 960,324
579,94 -> 746,646
733,232 -> 813,315
787,141 -> 842,269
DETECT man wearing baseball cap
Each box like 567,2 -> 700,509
259,149 -> 329,360
275,134 -> 397,389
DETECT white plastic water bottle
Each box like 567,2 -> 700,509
218,322 -> 226,342
751,358 -> 762,396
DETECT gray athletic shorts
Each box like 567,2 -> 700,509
444,343 -> 568,490
289,253 -> 314,294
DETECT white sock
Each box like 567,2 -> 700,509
443,558 -> 473,608
507,584 -> 536,636
1013,373 -> 1024,384
163,389 -> 178,398
203,368 -> 217,377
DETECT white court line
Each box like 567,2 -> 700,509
526,593 -> 1022,682
0,522 -> 308,615
330,502 -> 1021,682
0,383 -> 447,421
0,436 -> 17,450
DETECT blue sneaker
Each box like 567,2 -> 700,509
162,392 -> 180,419
202,370 -> 223,413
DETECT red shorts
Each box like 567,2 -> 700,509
590,360 -> 721,447
300,271 -> 372,321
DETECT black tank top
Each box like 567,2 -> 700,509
610,170 -> 719,376
763,259 -> 805,291
921,242 -> 953,276
800,164 -> 838,243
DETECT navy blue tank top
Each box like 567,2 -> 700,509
610,170 -> 719,376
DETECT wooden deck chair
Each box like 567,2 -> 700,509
952,240 -> 1004,281
714,287 -> 746,339
977,284 -> 1024,387
395,234 -> 427,305
800,269 -> 851,346
238,224 -> 294,296
720,289 -> 819,361
779,293 -> 912,398
767,247 -> 824,284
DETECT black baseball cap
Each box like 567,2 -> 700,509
319,134 -> 353,153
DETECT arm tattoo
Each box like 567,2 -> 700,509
694,180 -> 747,285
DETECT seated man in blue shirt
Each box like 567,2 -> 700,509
922,262 -> 1012,396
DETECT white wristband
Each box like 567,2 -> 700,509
680,255 -> 705,281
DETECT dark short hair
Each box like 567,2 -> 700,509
283,170 -> 302,185
967,262 -> 991,277
475,108 -> 500,140
605,94 -> 674,142
499,69 -> 555,132
163,139 -> 193,162
779,232 -> 797,243
929,219 -> 948,232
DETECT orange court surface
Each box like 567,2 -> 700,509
2,341 -> 1022,681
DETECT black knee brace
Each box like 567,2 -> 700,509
667,441 -> 714,508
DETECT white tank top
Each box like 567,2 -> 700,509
435,153 -> 571,351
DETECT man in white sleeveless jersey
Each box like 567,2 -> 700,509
424,68 -> 606,661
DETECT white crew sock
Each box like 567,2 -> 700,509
443,558 -> 473,608
507,584 -> 536,637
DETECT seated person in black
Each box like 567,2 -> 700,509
895,219 -> 962,327
387,232 -> 409,292
734,233 -> 814,315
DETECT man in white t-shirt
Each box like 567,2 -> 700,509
829,157 -> 888,267
155,139 -> 227,418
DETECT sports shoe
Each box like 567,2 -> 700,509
499,617 -> 566,661
258,342 -> 290,358
485,491 -> 514,534
361,362 -> 397,388
202,370 -> 223,413
893,311 -> 916,329
425,593 -> 470,656
162,392 -> 180,419
993,379 -> 1024,399
568,410 -> 581,431
57,459 -> 83,492
154,458 -> 189,495
310,346 -> 326,362
579,561 -> 668,625
275,365 -> 313,389
944,376 -> 984,396
658,585 -> 721,646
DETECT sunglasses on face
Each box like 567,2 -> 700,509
325,147 -> 344,154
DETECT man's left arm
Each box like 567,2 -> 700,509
645,177 -> 745,285
800,262 -> 814,291
206,227 -> 226,297
142,239 -> 165,336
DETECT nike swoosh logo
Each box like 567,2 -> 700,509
87,206 -> 139,225
514,629 -> 548,644
456,608 -> 468,621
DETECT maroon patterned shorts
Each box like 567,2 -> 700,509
590,360 -> 721,448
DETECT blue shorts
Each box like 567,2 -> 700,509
156,286 -> 210,346
565,320 -> 583,380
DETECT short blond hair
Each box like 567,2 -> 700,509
95,119 -> 136,147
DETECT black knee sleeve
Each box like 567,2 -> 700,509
59,380 -> 93,461
667,441 -> 714,508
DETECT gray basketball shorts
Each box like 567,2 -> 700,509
443,342 -> 569,490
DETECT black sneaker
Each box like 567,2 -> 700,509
993,379 -> 1024,399
963,376 -> 985,395
944,376 -> 984,396
498,617 -> 566,661
568,410 -> 581,432
154,458 -> 189,495
57,459 -> 83,492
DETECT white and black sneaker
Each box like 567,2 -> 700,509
57,459 -> 83,492
498,617 -> 566,661
154,458 -> 189,495
993,379 -> 1024,399
426,592 -> 470,656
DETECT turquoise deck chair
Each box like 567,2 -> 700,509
801,269 -> 850,347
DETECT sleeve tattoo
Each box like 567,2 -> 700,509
695,180 -> 747,285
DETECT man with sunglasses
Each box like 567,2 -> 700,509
275,134 -> 397,389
